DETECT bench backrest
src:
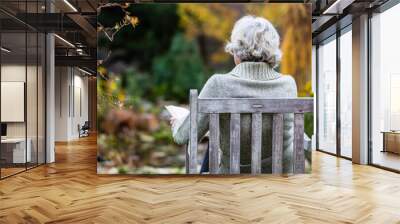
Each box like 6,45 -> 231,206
187,89 -> 314,175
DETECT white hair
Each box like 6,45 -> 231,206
225,15 -> 282,68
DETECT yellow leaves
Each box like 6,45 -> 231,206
177,3 -> 312,95
109,80 -> 117,92
178,4 -> 240,64
102,76 -> 126,107
281,27 -> 294,73
211,50 -> 231,64
245,4 -> 312,95
115,15 -> 139,30
298,81 -> 314,97
121,3 -> 130,9
118,92 -> 126,103
304,81 -> 314,97
97,3 -> 139,42
128,15 -> 139,27
245,4 -> 288,28
178,4 -> 238,41
98,65 -> 107,77
278,4 -> 312,95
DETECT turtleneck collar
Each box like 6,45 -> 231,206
229,62 -> 281,81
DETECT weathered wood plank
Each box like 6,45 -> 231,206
189,89 -> 313,175
188,89 -> 198,174
230,113 -> 241,174
293,113 -> 305,174
272,114 -> 284,174
251,113 -> 262,174
185,145 -> 189,174
198,98 -> 313,114
209,114 -> 220,174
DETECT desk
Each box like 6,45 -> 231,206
1,138 -> 31,163
382,131 -> 400,154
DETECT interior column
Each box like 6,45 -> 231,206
46,0 -> 55,163
352,14 -> 369,164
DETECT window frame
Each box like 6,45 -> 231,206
315,23 -> 353,160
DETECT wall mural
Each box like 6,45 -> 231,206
97,3 -> 313,175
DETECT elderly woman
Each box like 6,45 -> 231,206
171,15 -> 297,173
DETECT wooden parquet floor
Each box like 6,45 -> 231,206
1,135 -> 400,224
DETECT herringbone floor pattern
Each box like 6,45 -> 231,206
1,135 -> 400,223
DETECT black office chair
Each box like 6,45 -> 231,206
78,121 -> 90,138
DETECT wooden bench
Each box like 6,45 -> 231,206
186,89 -> 313,174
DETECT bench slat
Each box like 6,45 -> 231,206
209,114 -> 220,174
230,113 -> 241,174
198,98 -> 313,114
185,146 -> 189,174
272,114 -> 284,174
251,113 -> 262,174
189,90 -> 198,174
293,113 -> 305,173
187,89 -> 314,175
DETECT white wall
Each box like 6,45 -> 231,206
55,67 -> 69,141
1,63 -> 46,164
1,65 -> 35,138
1,82 -> 25,122
1,65 -> 26,144
1,65 -> 26,136
72,72 -> 89,138
54,67 -> 89,141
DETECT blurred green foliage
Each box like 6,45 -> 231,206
304,112 -> 314,138
103,32 -> 206,105
152,33 -> 206,103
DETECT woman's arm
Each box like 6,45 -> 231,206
172,76 -> 219,145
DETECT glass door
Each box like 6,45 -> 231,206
317,36 -> 337,154
370,3 -> 400,171
0,0 -> 47,179
339,28 -> 352,158
1,31 -> 28,178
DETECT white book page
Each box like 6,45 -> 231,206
165,105 -> 189,120
165,105 -> 189,136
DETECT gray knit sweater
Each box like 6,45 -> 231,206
173,62 -> 297,173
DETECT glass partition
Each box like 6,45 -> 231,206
371,3 -> 400,171
38,32 -> 45,165
0,0 -> 46,179
27,31 -> 38,169
339,29 -> 352,158
317,36 -> 337,154
1,31 -> 28,177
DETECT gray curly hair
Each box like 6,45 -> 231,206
225,15 -> 282,68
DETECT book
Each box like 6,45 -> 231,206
165,106 -> 189,135
165,105 -> 189,121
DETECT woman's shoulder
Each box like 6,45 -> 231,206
207,72 -> 297,85
207,73 -> 238,82
209,73 -> 227,80
277,74 -> 298,95
199,74 -> 234,97
204,73 -> 229,86
278,74 -> 297,85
